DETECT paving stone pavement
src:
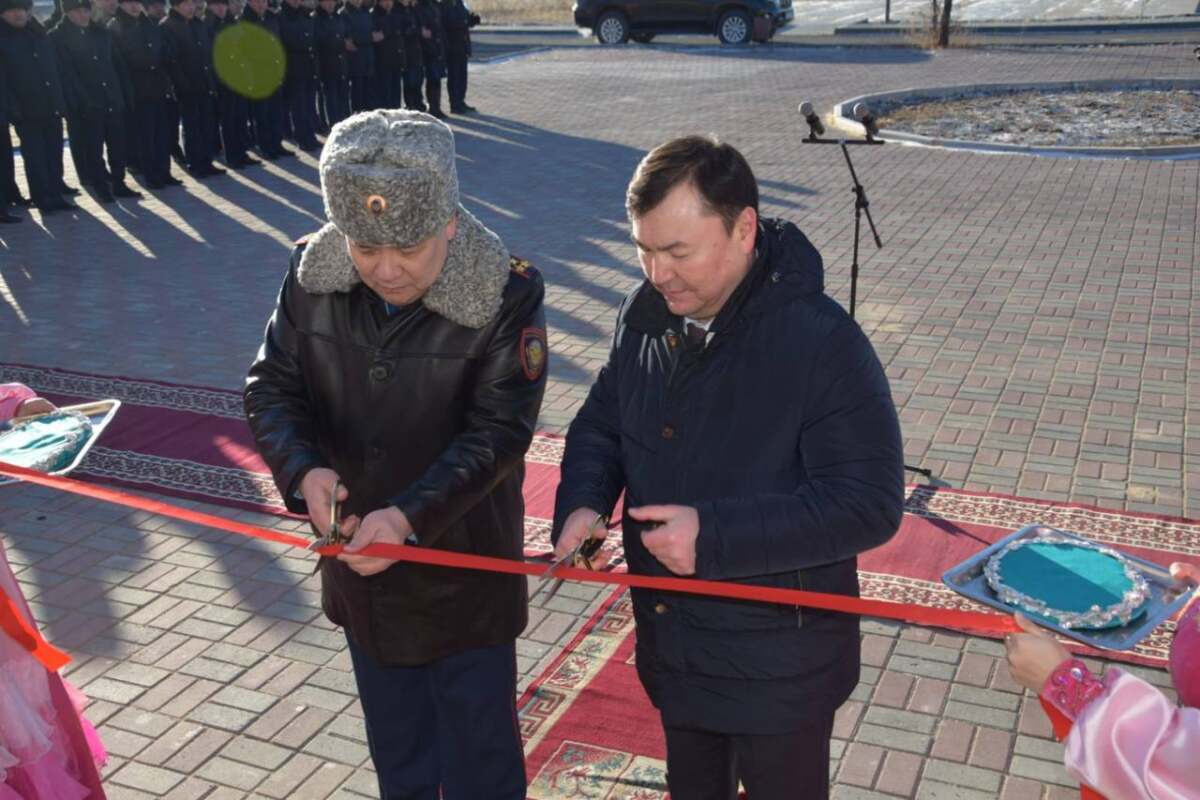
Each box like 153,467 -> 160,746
1,43 -> 1197,799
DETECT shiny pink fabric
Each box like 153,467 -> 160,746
0,384 -> 37,424
1170,601 -> 1200,709
1063,666 -> 1200,798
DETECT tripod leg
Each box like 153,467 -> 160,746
851,203 -> 861,319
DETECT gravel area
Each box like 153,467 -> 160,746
878,88 -> 1200,146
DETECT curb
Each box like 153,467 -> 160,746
829,78 -> 1200,160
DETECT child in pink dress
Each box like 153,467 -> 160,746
0,383 -> 107,800
1006,561 -> 1200,800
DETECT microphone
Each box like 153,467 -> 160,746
798,101 -> 824,138
853,103 -> 880,141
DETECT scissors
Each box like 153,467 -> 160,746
309,482 -> 349,569
536,513 -> 608,603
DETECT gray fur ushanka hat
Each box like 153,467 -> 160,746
296,110 -> 510,329
320,109 -> 459,248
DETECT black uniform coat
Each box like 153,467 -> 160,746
552,219 -> 905,734
395,1 -> 422,72
0,17 -> 68,123
371,4 -> 403,74
245,239 -> 548,667
109,8 -> 172,103
278,1 -> 316,80
49,18 -> 127,115
313,5 -> 346,80
338,3 -> 373,78
414,0 -> 443,76
159,10 -> 216,98
439,0 -> 472,57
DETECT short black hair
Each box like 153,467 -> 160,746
626,135 -> 758,233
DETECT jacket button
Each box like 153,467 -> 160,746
661,425 -> 674,440
654,602 -> 668,614
771,272 -> 781,283
369,363 -> 391,381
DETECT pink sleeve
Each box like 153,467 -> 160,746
0,384 -> 36,423
1064,669 -> 1200,799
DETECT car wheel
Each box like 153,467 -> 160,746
717,8 -> 752,45
631,32 -> 656,43
595,10 -> 630,44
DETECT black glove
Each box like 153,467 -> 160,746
468,12 -> 480,26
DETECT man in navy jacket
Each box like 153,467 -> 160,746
553,135 -> 905,800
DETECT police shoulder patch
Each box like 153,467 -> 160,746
519,328 -> 547,381
509,256 -> 537,278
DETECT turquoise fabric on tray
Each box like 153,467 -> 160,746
0,412 -> 93,472
997,541 -> 1144,629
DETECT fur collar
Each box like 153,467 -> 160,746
296,206 -> 510,329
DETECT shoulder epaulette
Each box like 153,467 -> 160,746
509,256 -> 537,278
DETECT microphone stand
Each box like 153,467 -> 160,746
801,124 -> 934,480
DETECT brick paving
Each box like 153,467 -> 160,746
1,42 -> 1197,799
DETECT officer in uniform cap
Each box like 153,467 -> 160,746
50,0 -> 143,202
0,0 -> 76,214
245,109 -> 545,800
110,0 -> 182,188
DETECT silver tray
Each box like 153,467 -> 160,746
0,399 -> 122,484
942,523 -> 1196,651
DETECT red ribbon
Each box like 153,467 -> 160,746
0,586 -> 71,671
0,459 -> 1020,653
1040,698 -> 1106,800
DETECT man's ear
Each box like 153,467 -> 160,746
445,211 -> 459,241
737,206 -> 758,254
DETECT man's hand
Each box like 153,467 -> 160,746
554,507 -> 607,561
299,467 -> 347,538
338,506 -> 412,576
1005,613 -> 1071,691
421,26 -> 431,38
345,38 -> 356,51
371,30 -> 384,42
630,505 -> 699,576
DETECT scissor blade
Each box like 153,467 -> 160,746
536,551 -> 574,590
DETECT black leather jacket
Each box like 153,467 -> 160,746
245,234 -> 548,666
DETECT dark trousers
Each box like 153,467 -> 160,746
134,100 -> 171,183
424,75 -> 442,113
1,122 -> 19,203
663,714 -> 836,800
179,93 -> 216,174
346,636 -> 526,800
13,117 -> 65,208
216,86 -> 250,163
403,62 -> 425,110
250,93 -> 283,155
101,108 -> 128,184
349,75 -> 372,113
372,69 -> 403,110
285,74 -> 317,146
446,47 -> 467,108
319,75 -> 349,128
65,112 -> 97,186
166,96 -> 183,158
65,109 -> 127,187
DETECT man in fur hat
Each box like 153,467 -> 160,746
245,109 -> 546,800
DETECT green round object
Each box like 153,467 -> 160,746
213,22 -> 287,101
